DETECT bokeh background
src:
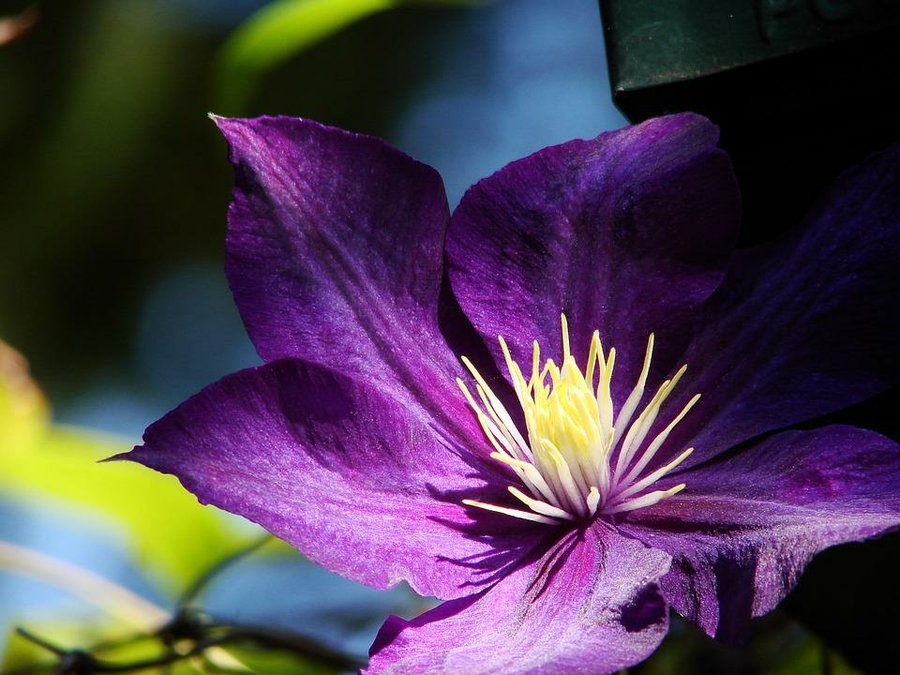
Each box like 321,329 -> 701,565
1,0 -> 624,433
0,0 -> 895,672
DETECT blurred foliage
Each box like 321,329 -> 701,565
0,0 -> 467,405
1,617 -> 349,674
0,4 -> 467,668
217,0 -> 485,112
634,613 -> 861,675
2,622 -> 200,675
0,340 -> 246,593
215,646 -> 333,675
0,341 -> 361,672
784,533 -> 900,675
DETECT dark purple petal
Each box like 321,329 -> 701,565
619,425 -> 900,642
121,359 -> 539,600
667,143 -> 900,467
215,116 -> 476,441
367,524 -> 671,674
446,113 -> 740,405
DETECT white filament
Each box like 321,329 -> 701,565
459,315 -> 698,525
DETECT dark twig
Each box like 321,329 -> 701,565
204,621 -> 365,671
14,627 -> 233,674
177,533 -> 272,608
14,628 -> 68,657
8,535 -> 365,674
11,615 -> 364,674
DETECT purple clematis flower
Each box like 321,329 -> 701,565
122,113 -> 900,673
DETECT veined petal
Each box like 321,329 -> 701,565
446,113 -> 740,408
619,426 -> 900,643
119,359 -> 534,600
215,116 -> 482,446
666,143 -> 900,469
367,525 -> 671,674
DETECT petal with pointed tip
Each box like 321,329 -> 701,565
215,115 -> 480,444
120,359 -> 538,600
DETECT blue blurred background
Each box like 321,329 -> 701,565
1,0 -> 623,437
0,0 -> 625,668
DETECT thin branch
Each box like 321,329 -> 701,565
0,540 -> 169,630
177,534 -> 272,608
4,538 -> 365,673
14,623 -> 364,674
204,622 -> 365,671
11,618 -> 366,674
14,628 -> 68,656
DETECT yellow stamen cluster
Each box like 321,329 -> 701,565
459,315 -> 700,525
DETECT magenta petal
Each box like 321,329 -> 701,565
446,113 -> 739,403
668,143 -> 900,467
619,425 -> 900,642
367,525 -> 671,674
214,116 -> 475,437
121,359 -> 533,600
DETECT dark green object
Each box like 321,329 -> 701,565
601,0 -> 900,243
601,4 -> 900,674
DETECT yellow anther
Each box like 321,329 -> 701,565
459,316 -> 699,525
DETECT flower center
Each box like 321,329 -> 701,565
458,315 -> 700,525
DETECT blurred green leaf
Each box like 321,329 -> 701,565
213,645 -> 337,675
2,623 -> 340,675
0,341 -> 247,595
634,613 -> 863,675
223,0 -> 395,73
217,0 -> 395,112
1,623 -> 211,674
771,641 -> 862,675
216,0 -> 484,112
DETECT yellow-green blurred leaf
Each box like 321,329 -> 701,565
2,623 -> 338,675
636,614 -> 864,675
770,638 -> 863,675
218,0 -> 395,112
0,426 -> 246,592
224,0 -> 394,74
0,342 -> 248,594
216,0 -> 486,112
210,644 -> 338,675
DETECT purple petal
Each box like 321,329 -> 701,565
367,524 -> 671,674
619,425 -> 900,642
121,359 -> 539,600
215,116 -> 475,440
668,143 -> 900,467
446,113 -> 739,404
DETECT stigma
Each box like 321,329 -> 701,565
459,315 -> 700,525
